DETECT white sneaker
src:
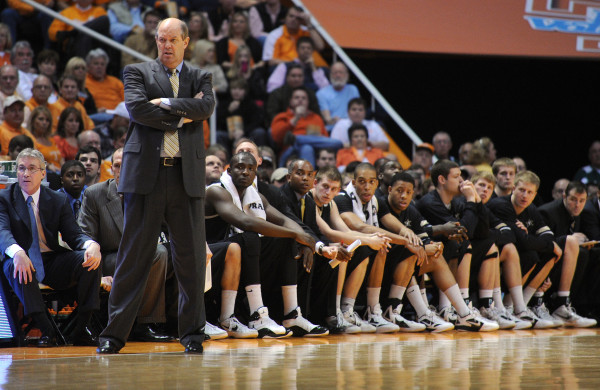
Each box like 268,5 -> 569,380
503,307 -> 533,330
249,306 -> 292,338
383,304 -> 426,332
204,321 -> 228,340
343,308 -> 376,333
515,307 -> 554,329
418,309 -> 454,332
363,304 -> 400,333
438,306 -> 458,324
552,304 -> 597,328
532,303 -> 563,328
326,311 -> 361,334
480,306 -> 516,330
282,307 -> 329,337
455,310 -> 499,332
219,315 -> 258,339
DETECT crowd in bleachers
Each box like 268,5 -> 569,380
1,0 -> 600,347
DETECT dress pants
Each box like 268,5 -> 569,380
100,164 -> 206,348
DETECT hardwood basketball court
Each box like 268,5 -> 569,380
1,328 -> 599,389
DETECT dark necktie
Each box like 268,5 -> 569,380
73,199 -> 81,220
26,196 -> 45,282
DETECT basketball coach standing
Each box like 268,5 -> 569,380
97,18 -> 215,354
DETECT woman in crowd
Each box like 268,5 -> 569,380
0,23 -> 12,66
191,40 -> 228,95
53,106 -> 84,161
185,11 -> 211,61
63,57 -> 97,115
226,45 -> 267,103
29,106 -> 64,172
215,11 -> 262,71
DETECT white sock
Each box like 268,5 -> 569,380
220,290 -> 237,321
389,284 -> 406,300
523,286 -> 537,305
282,285 -> 298,315
460,288 -> 469,300
438,288 -> 451,310
407,285 -> 428,317
367,287 -> 381,309
421,288 -> 429,306
492,288 -> 505,310
245,284 -> 264,313
445,284 -> 470,317
557,291 -> 570,297
336,295 -> 341,313
509,285 -> 526,314
341,297 -> 355,313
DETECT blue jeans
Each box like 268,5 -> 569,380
279,135 -> 343,167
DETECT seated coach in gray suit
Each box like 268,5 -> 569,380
78,148 -> 173,342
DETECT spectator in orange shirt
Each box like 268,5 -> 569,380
85,48 -> 124,124
53,106 -> 84,161
0,96 -> 34,156
271,86 -> 341,167
28,105 -> 64,172
1,0 -> 53,50
0,24 -> 12,67
336,123 -> 385,172
49,75 -> 95,132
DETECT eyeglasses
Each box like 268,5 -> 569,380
17,166 -> 43,174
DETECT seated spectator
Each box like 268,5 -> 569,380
265,63 -> 320,124
49,76 -> 95,132
1,1 -> 52,52
315,148 -> 336,170
108,0 -> 152,44
316,62 -> 359,130
412,143 -> 434,178
28,106 -> 63,172
78,148 -> 173,342
468,136 -> 496,173
458,141 -> 473,166
191,40 -> 228,95
48,0 -> 110,59
574,141 -> 600,186
110,126 -> 127,154
57,160 -> 87,218
63,57 -> 97,116
248,0 -> 287,42
77,129 -> 112,182
336,123 -> 384,171
53,106 -> 84,161
330,97 -> 389,151
122,10 -> 160,68
216,78 -> 267,148
513,156 -> 526,173
551,178 -> 570,201
0,96 -> 34,156
206,143 -> 228,166
24,75 -> 53,126
262,6 -> 325,67
150,0 -> 190,20
0,24 -> 11,67
185,11 -> 211,61
35,50 -> 60,104
0,148 -> 102,347
7,134 -> 34,160
205,154 -> 223,186
258,144 -> 276,180
270,166 -> 288,188
12,41 -> 37,101
271,86 -> 342,167
85,48 -> 125,124
267,36 -> 328,93
0,65 -> 19,122
76,145 -> 102,187
225,45 -> 267,103
432,131 -> 455,161
207,0 -> 241,42
216,11 -> 263,72
94,101 -> 129,159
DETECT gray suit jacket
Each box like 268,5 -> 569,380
119,58 -> 215,197
78,179 -> 123,253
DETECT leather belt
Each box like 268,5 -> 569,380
160,157 -> 181,166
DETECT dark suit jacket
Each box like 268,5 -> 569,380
0,184 -> 91,260
538,198 -> 579,240
78,179 -> 123,253
280,182 -> 322,242
120,59 -> 215,196
581,198 -> 600,240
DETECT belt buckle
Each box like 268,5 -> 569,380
163,157 -> 176,167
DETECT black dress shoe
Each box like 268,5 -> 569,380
97,340 -> 120,354
184,341 -> 203,354
131,324 -> 175,342
37,335 -> 58,348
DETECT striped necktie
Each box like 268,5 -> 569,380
163,68 -> 179,157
